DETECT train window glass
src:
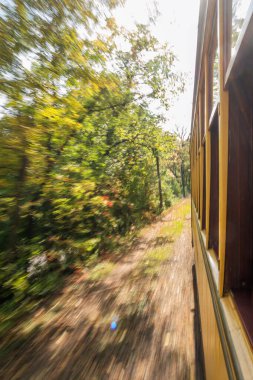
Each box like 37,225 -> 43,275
231,0 -> 251,55
195,134 -> 198,209
198,152 -> 201,216
196,122 -> 200,214
212,49 -> 219,107
193,132 -> 196,207
198,109 -> 201,150
224,0 -> 252,70
195,110 -> 200,152
200,85 -> 205,142
202,143 -> 206,231
208,105 -> 219,256
195,126 -> 198,212
208,15 -> 219,117
225,72 -> 253,345
198,111 -> 201,215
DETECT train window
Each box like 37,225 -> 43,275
198,111 -> 201,216
193,128 -> 197,207
208,105 -> 219,256
198,109 -> 201,150
208,14 -> 219,117
225,71 -> 253,344
224,0 -> 252,70
200,84 -> 205,142
232,0 -> 251,54
212,50 -> 219,107
202,143 -> 206,231
196,109 -> 200,152
194,115 -> 200,214
198,153 -> 201,216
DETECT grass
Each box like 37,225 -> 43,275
139,245 -> 173,276
134,199 -> 191,279
173,201 -> 191,219
0,199 -> 191,342
158,220 -> 183,239
88,261 -> 115,282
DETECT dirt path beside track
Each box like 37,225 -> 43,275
0,199 -> 204,380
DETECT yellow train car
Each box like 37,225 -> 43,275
191,1 -> 253,379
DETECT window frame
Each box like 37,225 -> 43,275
224,0 -> 253,88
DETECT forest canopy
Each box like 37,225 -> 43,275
0,0 -> 190,305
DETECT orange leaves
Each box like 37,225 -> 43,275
102,195 -> 114,207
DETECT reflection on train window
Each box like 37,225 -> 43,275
212,49 -> 219,107
231,0 -> 251,55
208,14 -> 219,116
208,106 -> 219,257
200,84 -> 205,142
202,143 -> 206,231
195,112 -> 199,151
195,117 -> 200,214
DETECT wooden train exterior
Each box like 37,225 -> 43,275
191,0 -> 253,378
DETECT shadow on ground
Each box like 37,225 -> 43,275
0,276 -> 191,380
0,200 -> 203,380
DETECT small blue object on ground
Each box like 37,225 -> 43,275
110,321 -> 117,330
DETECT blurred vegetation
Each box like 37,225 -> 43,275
88,262 -> 115,282
0,0 -> 190,316
133,201 -> 191,279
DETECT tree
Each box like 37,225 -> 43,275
168,126 -> 190,198
0,0 -> 185,303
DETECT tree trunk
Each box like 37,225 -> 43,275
181,162 -> 186,197
154,149 -> 163,210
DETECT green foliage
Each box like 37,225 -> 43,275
0,0 -> 186,310
168,127 -> 191,197
28,272 -> 63,298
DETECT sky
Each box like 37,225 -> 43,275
113,0 -> 200,133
